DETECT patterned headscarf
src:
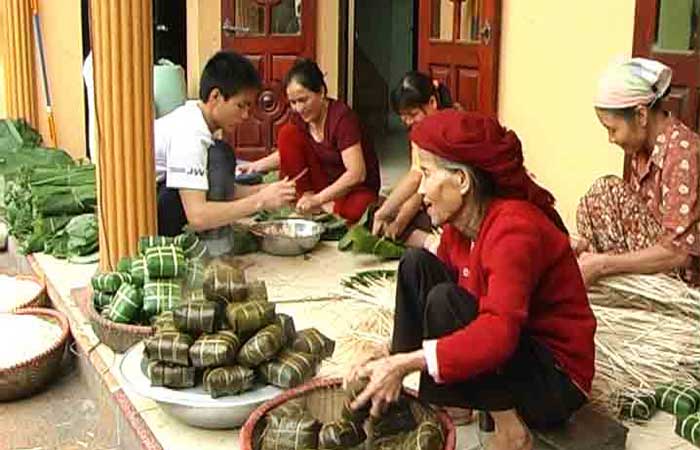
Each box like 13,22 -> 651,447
594,58 -> 672,109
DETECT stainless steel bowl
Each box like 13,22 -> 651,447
250,219 -> 324,256
118,343 -> 283,429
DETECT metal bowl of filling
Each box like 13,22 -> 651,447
250,219 -> 324,256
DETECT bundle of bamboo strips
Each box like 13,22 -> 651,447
337,270 -> 700,417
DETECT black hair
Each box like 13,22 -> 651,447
199,51 -> 262,102
283,58 -> 327,95
391,71 -> 453,113
599,84 -> 671,122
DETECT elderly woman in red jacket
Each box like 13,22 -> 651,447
347,110 -> 596,450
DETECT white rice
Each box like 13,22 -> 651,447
0,275 -> 43,312
0,314 -> 63,369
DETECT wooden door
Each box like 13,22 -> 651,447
221,0 -> 316,161
633,0 -> 700,131
417,0 -> 501,115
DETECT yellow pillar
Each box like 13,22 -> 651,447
91,0 -> 157,270
1,0 -> 38,125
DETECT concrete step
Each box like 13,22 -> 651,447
534,405 -> 628,450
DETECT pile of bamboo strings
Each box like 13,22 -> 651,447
338,271 -> 700,416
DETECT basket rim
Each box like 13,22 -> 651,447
1,273 -> 47,312
0,307 -> 70,374
239,376 -> 456,450
83,286 -> 153,335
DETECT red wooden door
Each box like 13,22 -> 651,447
633,0 -> 700,131
221,0 -> 316,161
417,0 -> 501,115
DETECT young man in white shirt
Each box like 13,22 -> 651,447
155,51 -> 296,236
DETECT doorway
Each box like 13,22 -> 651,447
350,0 -> 417,190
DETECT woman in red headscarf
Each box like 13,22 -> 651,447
346,110 -> 596,450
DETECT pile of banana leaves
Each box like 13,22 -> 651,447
5,164 -> 98,258
338,206 -> 405,260
0,119 -> 98,259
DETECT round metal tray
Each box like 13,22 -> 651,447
118,342 -> 282,429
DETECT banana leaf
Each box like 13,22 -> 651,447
175,231 -> 207,259
292,328 -> 335,359
147,361 -> 195,388
258,349 -> 318,389
656,383 -> 700,417
182,258 -> 205,290
203,266 -> 247,303
92,272 -> 132,293
45,213 -> 98,258
189,330 -> 241,368
339,224 -> 405,260
231,224 -> 259,255
117,256 -> 133,273
618,390 -> 657,422
203,365 -> 255,398
130,256 -> 148,287
92,291 -> 113,312
145,244 -> 186,279
319,420 -> 367,449
151,311 -> 178,334
261,415 -> 322,450
370,397 -> 417,439
402,419 -> 444,450
172,301 -> 219,335
144,332 -> 193,366
676,412 -> 700,447
32,184 -> 96,216
138,236 -> 175,255
275,313 -> 296,347
225,301 -> 276,338
29,164 -> 95,187
266,398 -> 308,421
143,279 -> 183,317
237,324 -> 284,368
0,119 -> 42,151
106,283 -> 142,324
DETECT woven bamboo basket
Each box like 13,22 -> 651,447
79,287 -> 153,353
0,307 -> 70,401
240,377 -> 456,450
0,272 -> 48,312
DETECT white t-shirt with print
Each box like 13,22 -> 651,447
154,101 -> 213,191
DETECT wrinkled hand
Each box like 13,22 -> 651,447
344,343 -> 390,388
296,192 -> 322,214
350,354 -> 409,418
258,178 -> 296,210
578,252 -> 607,287
372,206 -> 397,237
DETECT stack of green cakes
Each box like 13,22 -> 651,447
91,232 -> 207,326
142,265 -> 335,398
654,383 -> 700,447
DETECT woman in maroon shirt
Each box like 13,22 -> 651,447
347,110 -> 596,450
241,59 -> 380,222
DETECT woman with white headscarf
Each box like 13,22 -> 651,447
576,58 -> 700,286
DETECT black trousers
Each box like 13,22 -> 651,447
157,139 -> 237,237
392,249 -> 586,430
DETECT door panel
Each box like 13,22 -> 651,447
634,0 -> 700,130
419,0 -> 500,115
629,0 -> 700,177
222,0 -> 315,161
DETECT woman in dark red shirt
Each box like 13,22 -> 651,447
241,59 -> 380,222
347,110 -> 596,450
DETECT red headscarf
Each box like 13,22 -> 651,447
410,109 -> 567,233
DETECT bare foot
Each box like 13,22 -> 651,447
487,410 -> 533,450
442,406 -> 474,425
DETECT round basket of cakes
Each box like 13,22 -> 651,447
119,263 -> 336,429
240,377 -> 456,450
